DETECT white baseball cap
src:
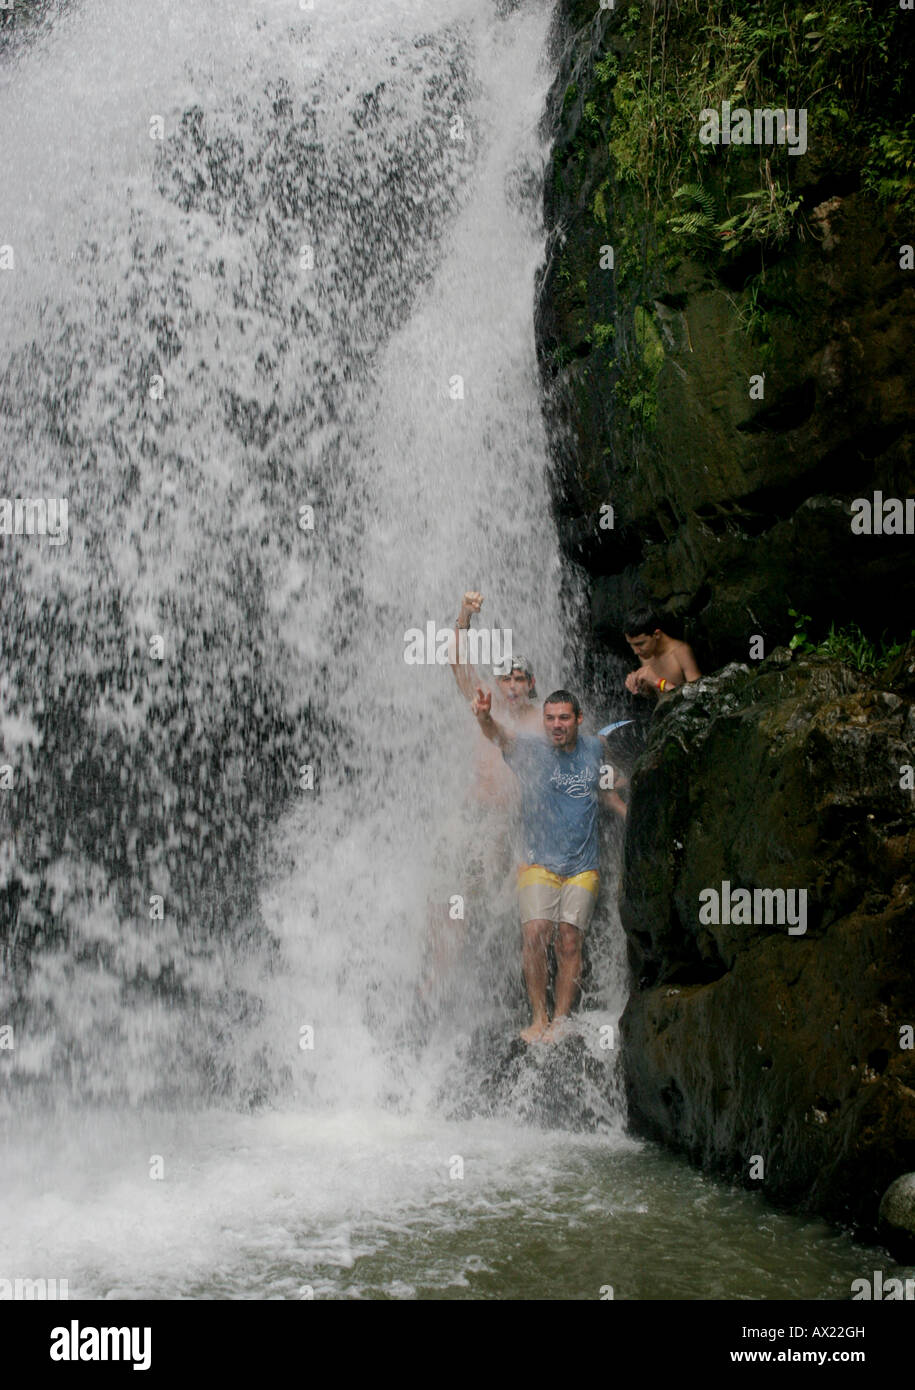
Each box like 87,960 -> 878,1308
492,653 -> 534,679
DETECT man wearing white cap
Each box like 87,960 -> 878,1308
420,592 -> 541,1003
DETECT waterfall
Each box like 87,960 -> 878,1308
0,0 -> 625,1121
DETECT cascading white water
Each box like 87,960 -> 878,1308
0,0 -> 622,1101
0,0 -> 626,1275
1,0 -> 626,1111
238,0 -> 628,1120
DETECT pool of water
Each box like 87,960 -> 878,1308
1,1106 -> 905,1301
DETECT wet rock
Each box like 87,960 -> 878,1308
441,1021 -> 620,1133
619,654 -> 915,1232
884,639 -> 915,702
878,1173 -> 915,1262
538,1 -> 915,671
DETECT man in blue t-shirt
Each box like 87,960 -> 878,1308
471,685 -> 626,1043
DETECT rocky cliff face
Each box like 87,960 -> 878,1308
620,653 -> 915,1231
539,0 -> 915,1233
539,0 -> 915,671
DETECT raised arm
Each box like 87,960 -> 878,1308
450,590 -> 484,702
471,686 -> 514,755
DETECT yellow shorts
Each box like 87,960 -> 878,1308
517,863 -> 600,932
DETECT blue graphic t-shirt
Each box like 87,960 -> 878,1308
503,733 -> 602,877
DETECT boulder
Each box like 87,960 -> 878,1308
878,1173 -> 915,1262
619,654 -> 915,1231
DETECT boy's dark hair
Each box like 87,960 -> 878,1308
543,689 -> 581,718
624,608 -> 663,639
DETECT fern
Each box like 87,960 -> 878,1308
673,183 -> 718,219
669,184 -> 720,243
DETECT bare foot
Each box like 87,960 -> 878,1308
542,1016 -> 573,1044
520,1018 -> 548,1044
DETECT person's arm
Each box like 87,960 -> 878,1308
471,686 -> 514,756
450,590 -> 483,701
597,743 -> 628,818
597,742 -> 628,793
624,665 -> 659,699
599,787 -> 627,820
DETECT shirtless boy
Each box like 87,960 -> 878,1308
623,609 -> 701,699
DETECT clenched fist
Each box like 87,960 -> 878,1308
459,590 -> 484,626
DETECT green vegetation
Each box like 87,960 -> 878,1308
592,179 -> 611,229
547,1 -> 913,437
589,321 -> 615,349
612,305 -> 664,427
588,0 -> 914,266
670,180 -> 802,259
720,272 -> 779,358
788,609 -> 912,676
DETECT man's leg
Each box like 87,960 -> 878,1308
516,865 -> 561,1042
420,901 -> 467,1003
542,921 -> 582,1042
520,918 -> 552,1042
542,871 -> 598,1041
